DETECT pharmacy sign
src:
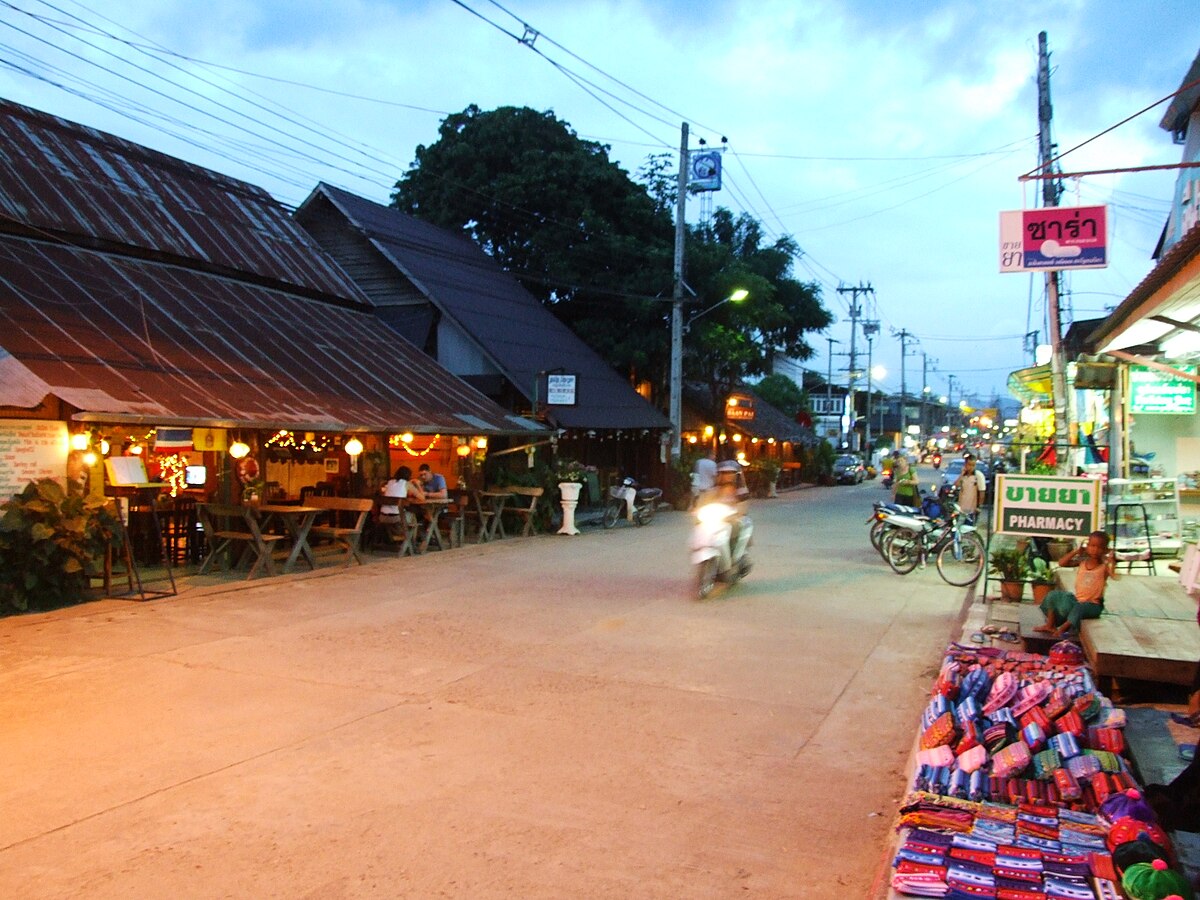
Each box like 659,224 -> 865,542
994,474 -> 1103,538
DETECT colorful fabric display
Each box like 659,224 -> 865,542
919,746 -> 956,769
936,661 -> 963,698
958,744 -> 988,774
985,672 -> 1019,714
1043,689 -> 1070,720
1055,709 -> 1085,737
1013,682 -> 1054,718
1085,750 -> 1124,774
1052,768 -> 1081,801
1106,816 -> 1172,855
1088,726 -> 1126,755
924,712 -> 959,748
1022,722 -> 1048,753
1072,692 -> 1103,722
958,719 -> 983,754
1031,749 -> 1062,780
957,696 -> 982,724
1020,706 -> 1053,735
986,722 -> 1017,754
992,741 -> 1033,779
1048,733 -> 1081,759
1112,837 -> 1171,875
961,666 -> 993,702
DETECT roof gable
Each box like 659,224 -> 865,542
297,184 -> 669,431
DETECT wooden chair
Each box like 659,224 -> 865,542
196,504 -> 284,579
376,501 -> 415,558
457,490 -> 495,543
504,486 -> 544,537
306,497 -> 374,567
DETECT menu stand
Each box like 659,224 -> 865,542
105,485 -> 177,600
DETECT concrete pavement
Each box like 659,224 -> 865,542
0,481 -> 973,898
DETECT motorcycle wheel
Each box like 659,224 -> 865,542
602,500 -> 621,529
884,527 -> 922,575
868,518 -> 887,552
635,503 -> 655,526
696,557 -> 719,599
875,522 -> 903,560
936,531 -> 985,586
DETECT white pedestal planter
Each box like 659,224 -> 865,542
557,481 -> 582,535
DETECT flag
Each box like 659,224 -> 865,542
155,428 -> 193,452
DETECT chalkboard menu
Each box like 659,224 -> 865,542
0,419 -> 68,500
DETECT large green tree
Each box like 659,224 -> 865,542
392,106 -> 831,410
682,209 -> 831,417
392,105 -> 673,379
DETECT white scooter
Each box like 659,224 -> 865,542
691,499 -> 753,599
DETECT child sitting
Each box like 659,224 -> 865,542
1033,530 -> 1116,637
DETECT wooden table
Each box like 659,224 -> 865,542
411,499 -> 452,553
251,504 -> 322,573
478,491 -> 513,541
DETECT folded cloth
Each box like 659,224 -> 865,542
1048,733 -> 1081,759
992,742 -> 1033,779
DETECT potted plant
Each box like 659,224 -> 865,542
750,458 -> 783,498
989,547 -> 1029,602
1029,557 -> 1056,604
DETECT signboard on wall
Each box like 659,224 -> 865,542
1129,364 -> 1197,414
546,374 -> 577,406
0,419 -> 68,499
993,474 -> 1103,538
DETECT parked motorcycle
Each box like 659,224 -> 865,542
692,499 -> 753,599
602,477 -> 663,528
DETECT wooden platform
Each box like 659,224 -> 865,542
1061,568 -> 1200,689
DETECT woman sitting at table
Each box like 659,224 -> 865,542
380,466 -> 424,519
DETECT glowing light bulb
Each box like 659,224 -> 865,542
344,437 -> 363,457
229,440 -> 250,459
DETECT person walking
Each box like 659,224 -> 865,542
955,455 -> 986,523
892,456 -> 919,506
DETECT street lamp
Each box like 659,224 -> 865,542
669,288 -> 748,458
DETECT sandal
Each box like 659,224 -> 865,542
970,632 -> 986,644
1169,712 -> 1200,728
981,624 -> 1002,635
997,631 -> 1020,643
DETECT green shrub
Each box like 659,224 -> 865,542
0,479 -> 124,613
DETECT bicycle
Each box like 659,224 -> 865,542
881,503 -> 985,586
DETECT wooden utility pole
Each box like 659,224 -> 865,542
1038,31 -> 1072,471
837,282 -> 874,450
669,123 -> 688,461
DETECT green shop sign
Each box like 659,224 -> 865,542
994,474 -> 1103,538
1129,365 -> 1196,414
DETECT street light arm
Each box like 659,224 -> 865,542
683,289 -> 748,333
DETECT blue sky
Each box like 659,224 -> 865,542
1,0 -> 1197,406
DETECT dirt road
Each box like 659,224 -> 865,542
0,480 -> 968,898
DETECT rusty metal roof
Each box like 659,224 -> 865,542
0,98 -> 364,302
298,184 -> 671,431
0,235 -> 536,434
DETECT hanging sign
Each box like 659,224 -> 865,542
993,474 -> 1102,538
725,392 -> 755,421
999,206 -> 1108,272
1129,365 -> 1197,414
689,150 -> 722,192
546,374 -> 577,406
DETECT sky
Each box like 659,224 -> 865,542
1,0 -> 1197,409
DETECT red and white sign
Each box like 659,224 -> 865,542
999,205 -> 1108,272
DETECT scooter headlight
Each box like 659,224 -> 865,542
696,502 -> 735,525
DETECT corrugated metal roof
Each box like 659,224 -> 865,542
298,184 -> 671,431
0,235 -> 530,434
0,99 -> 364,302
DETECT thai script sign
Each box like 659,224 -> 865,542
1129,365 -> 1196,415
999,206 -> 1108,272
546,374 -> 577,406
725,392 -> 755,421
689,150 -> 722,191
994,474 -> 1102,538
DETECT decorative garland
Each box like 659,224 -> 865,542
389,433 -> 440,457
265,429 -> 331,453
158,453 -> 187,497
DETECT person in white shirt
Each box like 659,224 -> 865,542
955,455 -> 986,522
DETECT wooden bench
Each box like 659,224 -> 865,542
1053,567 -> 1200,692
196,504 -> 284,579
306,497 -> 374,567
503,486 -> 544,538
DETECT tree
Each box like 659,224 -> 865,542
392,105 -> 674,379
752,374 -> 806,418
682,209 -> 831,416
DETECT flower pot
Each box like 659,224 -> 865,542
1031,583 -> 1053,604
557,481 -> 582,535
999,580 -> 1024,602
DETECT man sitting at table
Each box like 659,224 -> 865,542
417,463 -> 448,500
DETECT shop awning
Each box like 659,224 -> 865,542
0,236 -> 541,436
1007,364 -> 1053,404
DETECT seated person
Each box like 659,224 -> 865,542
1034,530 -> 1116,636
380,466 -> 424,520
417,463 -> 448,500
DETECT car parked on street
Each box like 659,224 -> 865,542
833,454 -> 865,484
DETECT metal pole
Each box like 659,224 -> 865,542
669,122 -> 688,461
865,334 -> 874,448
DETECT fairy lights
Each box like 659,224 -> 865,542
389,433 -> 441,457
158,453 -> 188,497
264,429 -> 331,453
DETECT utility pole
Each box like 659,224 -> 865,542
1038,32 -> 1071,473
921,353 -> 937,443
895,329 -> 914,443
825,337 -> 839,444
837,282 -> 874,451
669,122 -> 689,461
863,320 -> 879,448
